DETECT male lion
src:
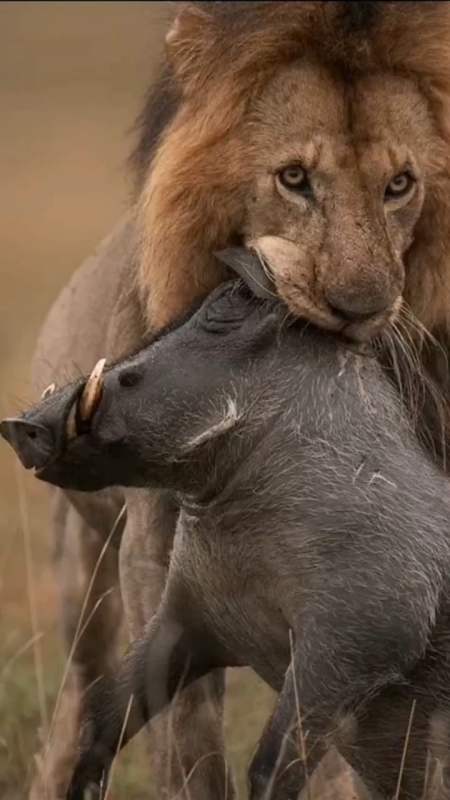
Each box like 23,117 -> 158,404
30,2 -> 450,798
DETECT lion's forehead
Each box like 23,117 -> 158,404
250,63 -> 435,174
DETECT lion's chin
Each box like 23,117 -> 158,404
340,295 -> 403,344
278,289 -> 402,345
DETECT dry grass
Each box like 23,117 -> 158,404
0,4 -> 275,797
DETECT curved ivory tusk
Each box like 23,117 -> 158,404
79,358 -> 107,423
41,383 -> 56,400
66,402 -> 77,440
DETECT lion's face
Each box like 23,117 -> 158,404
242,62 -> 435,342
141,3 -> 450,346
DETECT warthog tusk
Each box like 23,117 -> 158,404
79,358 -> 107,423
41,383 -> 56,400
66,402 -> 77,440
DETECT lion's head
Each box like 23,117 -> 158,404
134,1 -> 450,346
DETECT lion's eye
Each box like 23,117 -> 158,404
277,165 -> 311,195
385,171 -> 415,201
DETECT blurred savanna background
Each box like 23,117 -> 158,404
0,3 -> 274,797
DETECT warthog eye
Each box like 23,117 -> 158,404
385,171 -> 416,202
276,164 -> 312,196
119,368 -> 142,388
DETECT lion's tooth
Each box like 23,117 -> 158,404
41,383 -> 56,400
79,358 -> 106,423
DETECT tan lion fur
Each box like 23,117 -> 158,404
137,1 -> 450,350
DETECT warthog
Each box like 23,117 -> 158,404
3,274 -> 450,800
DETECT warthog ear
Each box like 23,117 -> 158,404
214,248 -> 275,301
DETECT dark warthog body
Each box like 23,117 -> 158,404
4,282 -> 450,800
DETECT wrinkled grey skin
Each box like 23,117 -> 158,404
29,215 -> 230,800
9,281 -> 450,800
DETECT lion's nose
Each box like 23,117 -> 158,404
326,287 -> 390,322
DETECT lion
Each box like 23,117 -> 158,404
29,2 -> 450,798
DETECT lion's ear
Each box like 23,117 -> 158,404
165,4 -> 215,94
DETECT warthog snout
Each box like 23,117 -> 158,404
0,418 -> 55,470
0,360 -> 107,473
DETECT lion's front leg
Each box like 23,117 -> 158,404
29,489 -> 122,800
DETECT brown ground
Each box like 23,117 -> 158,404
0,4 -> 277,798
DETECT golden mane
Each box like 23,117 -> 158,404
136,1 -> 450,333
